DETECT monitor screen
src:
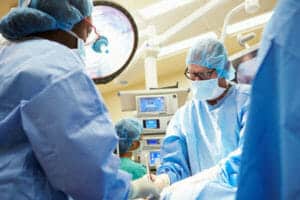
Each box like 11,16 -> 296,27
139,96 -> 165,113
143,119 -> 160,129
149,151 -> 160,166
146,139 -> 160,145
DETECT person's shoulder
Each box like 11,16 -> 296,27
0,39 -> 87,97
172,99 -> 193,117
27,39 -> 82,66
121,158 -> 145,169
20,39 -> 84,80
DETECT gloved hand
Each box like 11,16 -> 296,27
129,175 -> 160,200
151,174 -> 170,193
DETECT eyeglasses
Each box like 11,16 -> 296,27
184,68 -> 216,80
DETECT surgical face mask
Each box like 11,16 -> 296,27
191,78 -> 226,100
67,30 -> 86,60
237,58 -> 258,84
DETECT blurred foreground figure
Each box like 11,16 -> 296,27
237,0 -> 300,199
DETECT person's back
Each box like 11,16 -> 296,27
0,28 -> 133,200
120,157 -> 146,180
0,38 -> 87,199
0,1 -> 143,199
0,1 -> 162,199
0,1 -> 161,199
0,38 -> 84,103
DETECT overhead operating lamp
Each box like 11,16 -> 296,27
220,0 -> 260,42
84,0 -> 138,84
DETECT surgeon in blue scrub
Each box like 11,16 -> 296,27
0,0 -> 158,199
237,0 -> 300,199
153,38 -> 251,199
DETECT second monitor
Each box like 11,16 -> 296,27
136,94 -> 178,116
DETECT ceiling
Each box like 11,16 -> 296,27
0,0 -> 277,94
113,0 -> 274,45
98,0 -> 277,93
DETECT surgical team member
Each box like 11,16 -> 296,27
237,0 -> 300,199
0,0 -> 158,199
236,53 -> 259,84
153,38 -> 251,198
115,118 -> 147,180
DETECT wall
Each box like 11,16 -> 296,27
99,65 -> 192,122
0,1 -> 17,18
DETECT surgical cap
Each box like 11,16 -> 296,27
115,118 -> 143,154
0,0 -> 93,40
186,38 -> 235,80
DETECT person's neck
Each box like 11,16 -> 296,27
207,83 -> 231,105
31,30 -> 77,49
120,152 -> 132,158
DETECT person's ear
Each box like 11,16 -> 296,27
129,141 -> 140,151
71,17 -> 91,42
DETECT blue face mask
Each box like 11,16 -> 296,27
67,31 -> 86,60
191,78 -> 226,100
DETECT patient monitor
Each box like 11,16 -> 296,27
118,88 -> 189,171
136,94 -> 178,116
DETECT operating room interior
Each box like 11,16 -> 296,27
66,0 -> 276,172
0,0 -> 280,199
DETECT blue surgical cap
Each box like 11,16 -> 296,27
0,0 -> 93,40
115,118 -> 143,154
186,38 -> 235,80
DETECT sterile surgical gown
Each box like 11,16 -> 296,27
237,0 -> 300,199
0,38 -> 131,200
157,84 -> 250,199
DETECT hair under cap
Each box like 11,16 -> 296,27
115,118 -> 143,154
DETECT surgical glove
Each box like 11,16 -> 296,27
152,174 -> 170,192
129,175 -> 160,200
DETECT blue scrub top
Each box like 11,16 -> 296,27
120,157 -> 147,180
157,84 -> 250,186
0,38 -> 131,200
